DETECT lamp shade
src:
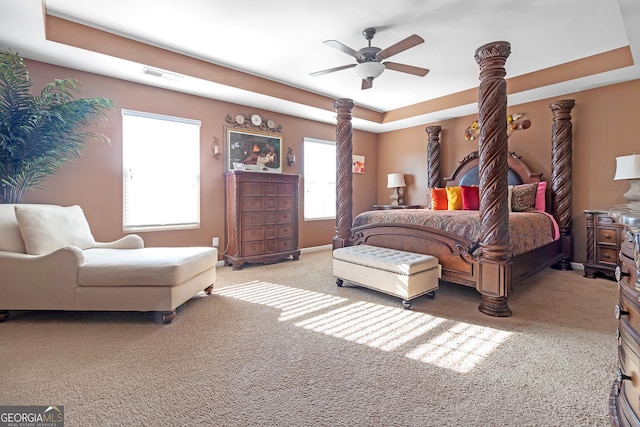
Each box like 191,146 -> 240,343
355,62 -> 385,79
387,173 -> 406,188
614,154 -> 640,180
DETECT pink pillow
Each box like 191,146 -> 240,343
461,186 -> 480,210
535,181 -> 546,211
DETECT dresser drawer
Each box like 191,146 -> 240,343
277,238 -> 294,251
278,211 -> 293,224
278,183 -> 295,196
241,182 -> 264,195
264,182 -> 277,196
620,285 -> 640,337
618,323 -> 640,423
278,197 -> 294,210
598,226 -> 620,245
277,225 -> 293,238
242,197 -> 264,211
242,241 -> 264,256
264,226 -> 276,239
242,212 -> 264,226
264,197 -> 277,210
242,227 -> 264,242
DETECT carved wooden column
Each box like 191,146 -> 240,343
550,99 -> 575,270
333,98 -> 355,249
426,125 -> 442,188
474,41 -> 512,317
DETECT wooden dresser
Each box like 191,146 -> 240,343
224,170 -> 301,270
609,207 -> 640,426
584,209 -> 624,279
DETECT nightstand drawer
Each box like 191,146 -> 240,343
598,226 -> 620,245
597,246 -> 619,266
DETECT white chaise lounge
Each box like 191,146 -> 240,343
0,204 -> 217,323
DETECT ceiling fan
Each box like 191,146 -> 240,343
310,27 -> 430,90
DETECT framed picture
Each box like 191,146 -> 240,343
352,155 -> 365,174
225,127 -> 283,173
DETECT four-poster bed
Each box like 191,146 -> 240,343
332,41 -> 575,317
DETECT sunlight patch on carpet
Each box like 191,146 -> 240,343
215,281 -> 513,373
215,280 -> 347,321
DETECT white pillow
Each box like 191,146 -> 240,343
14,205 -> 96,255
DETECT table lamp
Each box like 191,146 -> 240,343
387,173 -> 406,206
614,154 -> 640,202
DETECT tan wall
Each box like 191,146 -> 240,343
378,79 -> 640,264
18,59 -> 640,264
20,60 -> 378,253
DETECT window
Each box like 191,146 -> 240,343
121,109 -> 201,232
303,137 -> 336,220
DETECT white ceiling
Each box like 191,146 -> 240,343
1,0 -> 640,132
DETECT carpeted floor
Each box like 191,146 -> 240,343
0,249 -> 618,426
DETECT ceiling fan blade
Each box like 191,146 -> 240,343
323,40 -> 365,61
310,64 -> 356,77
361,78 -> 373,90
376,34 -> 424,60
384,62 -> 430,77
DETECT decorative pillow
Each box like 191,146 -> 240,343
461,186 -> 480,210
0,204 -> 27,253
430,188 -> 448,210
535,181 -> 547,211
446,186 -> 463,210
511,183 -> 539,212
508,185 -> 513,212
14,205 -> 96,255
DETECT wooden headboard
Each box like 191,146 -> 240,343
443,151 -> 542,187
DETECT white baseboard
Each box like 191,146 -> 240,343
301,244 -> 332,253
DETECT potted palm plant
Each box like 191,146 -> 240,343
0,50 -> 115,203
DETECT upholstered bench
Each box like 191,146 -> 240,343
332,245 -> 440,309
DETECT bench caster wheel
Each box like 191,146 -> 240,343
402,300 -> 411,309
336,279 -> 343,287
426,291 -> 436,299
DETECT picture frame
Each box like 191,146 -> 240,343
225,127 -> 283,173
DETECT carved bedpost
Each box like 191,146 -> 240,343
474,41 -> 513,317
426,125 -> 442,188
549,99 -> 575,270
333,98 -> 355,250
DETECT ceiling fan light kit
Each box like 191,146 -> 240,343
310,27 -> 429,90
354,62 -> 385,79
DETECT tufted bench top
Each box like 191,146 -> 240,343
332,245 -> 438,276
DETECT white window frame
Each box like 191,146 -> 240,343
303,137 -> 336,220
121,109 -> 201,232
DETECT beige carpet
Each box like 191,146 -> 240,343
0,249 -> 618,426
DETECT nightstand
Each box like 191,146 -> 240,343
373,204 -> 421,210
584,209 -> 623,279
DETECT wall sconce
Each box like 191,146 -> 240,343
211,136 -> 221,160
387,173 -> 406,206
614,153 -> 640,201
287,147 -> 296,167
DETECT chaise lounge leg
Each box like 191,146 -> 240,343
478,295 -> 512,317
204,285 -> 214,295
0,311 -> 10,322
158,310 -> 176,324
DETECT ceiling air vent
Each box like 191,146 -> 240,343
141,67 -> 183,81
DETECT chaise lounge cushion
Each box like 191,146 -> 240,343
79,247 -> 216,287
14,204 -> 96,255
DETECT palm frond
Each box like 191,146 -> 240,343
0,50 -> 115,203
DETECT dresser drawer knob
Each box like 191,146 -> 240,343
604,253 -> 611,259
615,304 -> 629,319
617,367 -> 632,383
615,266 -> 630,282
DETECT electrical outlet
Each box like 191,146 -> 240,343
212,237 -> 219,247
